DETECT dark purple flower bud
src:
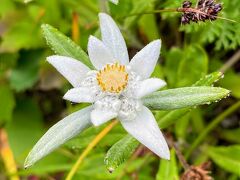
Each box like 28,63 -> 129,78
180,0 -> 223,25
206,0 -> 214,6
198,0 -> 204,6
181,15 -> 190,24
210,15 -> 217,20
214,4 -> 222,12
192,15 -> 198,22
182,0 -> 192,8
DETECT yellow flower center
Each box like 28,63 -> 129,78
96,63 -> 128,93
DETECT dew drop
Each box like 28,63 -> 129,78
108,167 -> 114,173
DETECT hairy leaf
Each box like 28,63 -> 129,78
105,72 -> 225,171
143,87 -> 230,110
193,72 -> 223,86
41,24 -> 94,69
104,135 -> 139,172
24,106 -> 92,168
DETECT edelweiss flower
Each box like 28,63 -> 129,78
46,13 -> 170,161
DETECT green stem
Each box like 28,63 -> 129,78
120,9 -> 179,19
185,101 -> 240,159
120,8 -> 236,23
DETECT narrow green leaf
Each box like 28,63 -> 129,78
10,50 -> 42,91
41,24 -> 94,69
158,108 -> 189,129
104,135 -> 139,172
143,87 -> 230,110
104,72 -> 226,171
207,146 -> 240,175
156,150 -> 179,180
193,71 -> 223,86
24,106 -> 92,168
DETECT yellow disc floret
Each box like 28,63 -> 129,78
96,63 -> 128,93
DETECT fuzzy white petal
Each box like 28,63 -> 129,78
47,55 -> 90,87
120,106 -> 170,159
91,109 -> 117,126
88,36 -> 116,70
129,40 -> 161,79
135,78 -> 166,98
108,0 -> 118,4
63,87 -> 95,103
99,13 -> 129,65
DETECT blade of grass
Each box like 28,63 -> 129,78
72,12 -> 80,43
0,128 -> 19,180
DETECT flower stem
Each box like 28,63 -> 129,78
66,120 -> 118,180
185,101 -> 240,159
121,8 -> 236,23
121,9 -> 178,19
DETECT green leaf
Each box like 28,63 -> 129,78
0,85 -> 15,124
104,72 -> 225,171
104,135 -> 139,172
143,87 -> 230,110
177,45 -> 208,86
193,71 -> 223,86
158,108 -> 189,129
207,145 -> 240,175
174,113 -> 190,139
65,123 -> 125,150
0,0 -> 15,18
41,24 -> 94,69
0,20 -> 43,52
10,50 -> 42,91
20,152 -> 70,176
24,106 -> 92,168
164,47 -> 184,88
156,150 -> 179,180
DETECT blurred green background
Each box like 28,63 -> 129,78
0,0 -> 240,179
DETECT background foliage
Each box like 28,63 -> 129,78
0,0 -> 240,179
